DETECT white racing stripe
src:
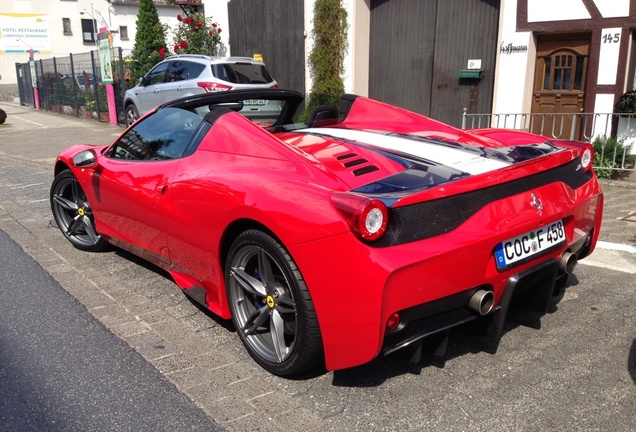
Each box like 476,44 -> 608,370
300,128 -> 511,175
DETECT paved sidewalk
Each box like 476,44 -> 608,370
597,179 -> 636,247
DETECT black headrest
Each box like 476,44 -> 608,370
203,107 -> 234,125
307,105 -> 340,127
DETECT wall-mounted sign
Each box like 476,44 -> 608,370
29,60 -> 37,88
500,42 -> 528,55
98,28 -> 113,84
0,13 -> 51,52
467,59 -> 482,70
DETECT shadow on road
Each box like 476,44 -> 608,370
629,339 -> 636,385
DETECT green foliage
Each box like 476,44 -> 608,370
615,91 -> 636,114
56,77 -> 75,106
302,0 -> 348,121
172,12 -> 222,56
130,0 -> 168,84
592,135 -> 634,179
75,91 -> 88,107
84,86 -> 108,113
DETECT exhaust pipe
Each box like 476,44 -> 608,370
468,289 -> 494,316
559,251 -> 578,274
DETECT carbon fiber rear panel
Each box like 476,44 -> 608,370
375,158 -> 592,247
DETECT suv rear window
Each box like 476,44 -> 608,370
211,63 -> 274,85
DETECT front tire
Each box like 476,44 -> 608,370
50,169 -> 107,252
225,230 -> 323,376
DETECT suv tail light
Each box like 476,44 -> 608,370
197,82 -> 232,92
271,84 -> 280,89
331,192 -> 389,242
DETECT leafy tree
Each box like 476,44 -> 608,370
130,0 -> 168,84
172,12 -> 222,56
302,0 -> 348,121
615,91 -> 636,114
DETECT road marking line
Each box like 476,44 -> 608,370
10,183 -> 44,190
596,241 -> 636,254
580,248 -> 636,274
12,115 -> 47,128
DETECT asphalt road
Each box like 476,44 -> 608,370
0,101 -> 635,431
0,229 -> 222,431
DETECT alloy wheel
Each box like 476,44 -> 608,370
229,244 -> 298,364
50,171 -> 106,251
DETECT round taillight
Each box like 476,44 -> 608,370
387,313 -> 401,331
359,200 -> 388,241
581,147 -> 592,170
331,193 -> 389,242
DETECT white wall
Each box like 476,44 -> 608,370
492,0 -> 535,115
593,0 -> 629,18
527,0 -> 590,22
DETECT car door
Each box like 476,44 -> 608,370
89,108 -> 198,265
134,61 -> 169,113
161,60 -> 191,102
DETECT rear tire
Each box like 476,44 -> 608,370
225,230 -> 323,376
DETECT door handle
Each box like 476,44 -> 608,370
154,88 -> 159,93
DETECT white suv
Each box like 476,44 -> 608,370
123,55 -> 279,126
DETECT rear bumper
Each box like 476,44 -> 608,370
290,178 -> 603,371
380,258 -> 560,358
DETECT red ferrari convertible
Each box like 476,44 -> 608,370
50,89 -> 603,376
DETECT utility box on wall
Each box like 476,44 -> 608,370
458,70 -> 483,79
459,58 -> 483,79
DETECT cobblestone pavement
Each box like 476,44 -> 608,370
597,179 -> 636,246
1,102 -> 635,432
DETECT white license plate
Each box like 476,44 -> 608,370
243,99 -> 266,106
494,220 -> 566,269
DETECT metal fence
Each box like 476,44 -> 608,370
462,110 -> 636,177
16,47 -> 133,125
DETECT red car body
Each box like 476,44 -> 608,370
51,89 -> 603,375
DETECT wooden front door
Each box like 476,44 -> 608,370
531,34 -> 591,140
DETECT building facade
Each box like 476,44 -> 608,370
0,0 -> 230,95
6,1 -> 636,125
492,0 -> 636,141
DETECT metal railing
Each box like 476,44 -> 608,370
461,110 -> 636,176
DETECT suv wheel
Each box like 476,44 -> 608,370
125,104 -> 139,126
